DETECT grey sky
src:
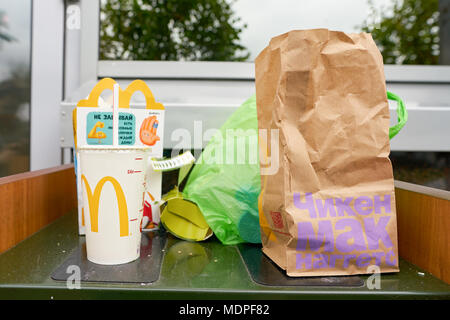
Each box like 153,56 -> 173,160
232,0 -> 393,60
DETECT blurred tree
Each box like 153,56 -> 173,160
0,64 -> 30,176
0,10 -> 29,176
361,0 -> 440,64
100,0 -> 249,61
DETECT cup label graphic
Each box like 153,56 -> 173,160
86,112 -> 136,146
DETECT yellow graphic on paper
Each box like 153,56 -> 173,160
73,78 -> 165,148
81,174 -> 129,237
81,207 -> 85,226
77,78 -> 164,110
160,187 -> 212,242
87,121 -> 107,142
147,191 -> 155,201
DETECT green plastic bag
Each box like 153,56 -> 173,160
183,91 -> 407,245
183,95 -> 260,245
388,91 -> 408,139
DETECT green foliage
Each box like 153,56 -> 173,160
100,0 -> 249,61
361,0 -> 440,65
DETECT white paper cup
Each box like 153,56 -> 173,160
78,146 -> 150,265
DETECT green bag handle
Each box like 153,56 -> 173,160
388,91 -> 408,139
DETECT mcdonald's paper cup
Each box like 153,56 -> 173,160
78,146 -> 150,265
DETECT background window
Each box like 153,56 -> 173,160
99,0 -> 449,64
0,0 -> 31,177
391,152 -> 450,190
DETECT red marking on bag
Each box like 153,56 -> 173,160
270,211 -> 284,229
272,229 -> 290,236
127,170 -> 142,174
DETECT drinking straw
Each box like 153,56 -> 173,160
112,83 -> 119,146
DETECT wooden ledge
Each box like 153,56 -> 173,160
395,180 -> 450,201
395,180 -> 449,284
0,164 -> 74,185
0,164 -> 77,254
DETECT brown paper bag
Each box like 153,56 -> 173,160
255,29 -> 399,277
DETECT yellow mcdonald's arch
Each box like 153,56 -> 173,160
73,78 -> 165,148
81,175 -> 129,237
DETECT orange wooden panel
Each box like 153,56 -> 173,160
0,164 -> 77,254
395,181 -> 450,284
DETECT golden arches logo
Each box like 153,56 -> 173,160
73,78 -> 164,148
81,175 -> 129,237
76,78 -> 164,110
